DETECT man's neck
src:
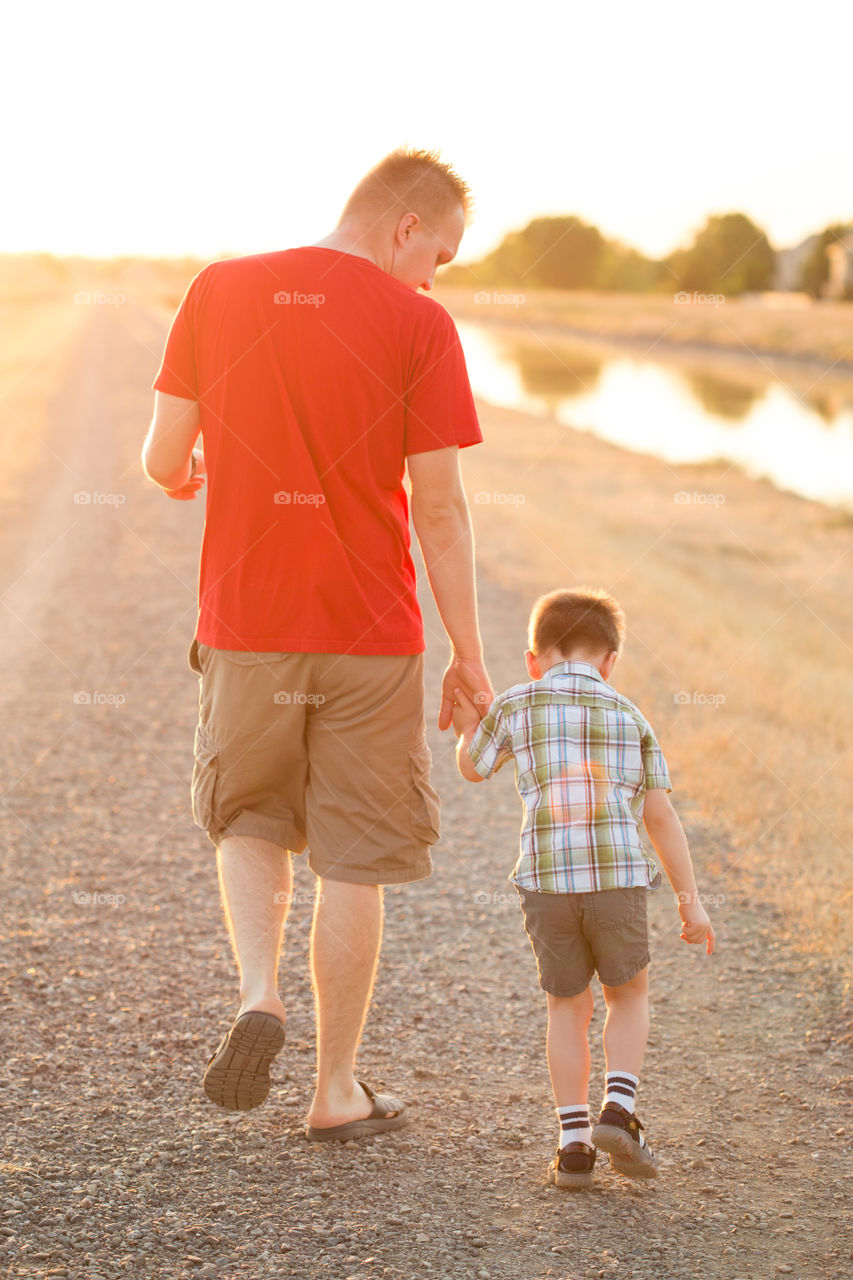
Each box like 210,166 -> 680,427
312,228 -> 379,267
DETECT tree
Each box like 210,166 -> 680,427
666,213 -> 775,295
477,216 -> 605,289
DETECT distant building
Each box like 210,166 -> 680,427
825,232 -> 853,299
773,234 -> 819,291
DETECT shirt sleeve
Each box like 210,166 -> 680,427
404,303 -> 482,455
640,720 -> 672,792
152,267 -> 210,398
467,700 -> 514,779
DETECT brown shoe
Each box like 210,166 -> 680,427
547,1141 -> 596,1190
593,1102 -> 658,1179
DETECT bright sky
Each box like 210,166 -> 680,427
4,0 -> 851,264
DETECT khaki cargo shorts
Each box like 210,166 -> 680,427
188,640 -> 440,885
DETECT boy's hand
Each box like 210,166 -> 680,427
450,685 -> 483,740
677,900 -> 715,954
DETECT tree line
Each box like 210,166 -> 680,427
441,214 -> 852,298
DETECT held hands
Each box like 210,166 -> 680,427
439,656 -> 493,732
164,451 -> 207,501
450,684 -> 484,740
677,898 -> 716,954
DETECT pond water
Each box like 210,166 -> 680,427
456,321 -> 853,511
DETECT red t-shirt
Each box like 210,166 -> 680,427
152,247 -> 482,654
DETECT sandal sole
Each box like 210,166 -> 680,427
203,1011 -> 286,1111
592,1123 -> 659,1179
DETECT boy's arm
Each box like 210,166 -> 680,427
642,788 -> 715,955
451,686 -> 487,783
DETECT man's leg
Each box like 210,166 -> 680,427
217,834 -> 291,1023
305,878 -> 383,1128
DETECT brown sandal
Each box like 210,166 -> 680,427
305,1081 -> 407,1143
203,1010 -> 286,1111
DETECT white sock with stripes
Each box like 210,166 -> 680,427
602,1071 -> 645,1146
556,1104 -> 592,1149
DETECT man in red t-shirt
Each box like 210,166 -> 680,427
143,148 -> 493,1141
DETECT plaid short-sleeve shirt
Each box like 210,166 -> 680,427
468,661 -> 671,894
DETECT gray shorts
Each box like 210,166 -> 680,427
515,885 -> 650,997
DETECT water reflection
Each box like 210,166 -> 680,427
680,368 -> 765,423
511,342 -> 602,406
456,320 -> 853,510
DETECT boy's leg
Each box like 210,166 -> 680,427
546,986 -> 594,1104
594,965 -> 658,1176
600,964 -> 649,1078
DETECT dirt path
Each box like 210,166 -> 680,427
1,302 -> 851,1280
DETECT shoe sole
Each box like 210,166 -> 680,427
592,1123 -> 659,1179
548,1162 -> 594,1191
203,1011 -> 286,1111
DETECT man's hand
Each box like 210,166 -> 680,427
677,900 -> 715,954
164,451 -> 206,501
439,656 -> 493,732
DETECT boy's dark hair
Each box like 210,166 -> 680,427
528,587 -> 625,658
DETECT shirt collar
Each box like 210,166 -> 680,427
541,660 -> 604,683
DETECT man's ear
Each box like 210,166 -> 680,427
395,212 -> 419,246
525,649 -> 541,679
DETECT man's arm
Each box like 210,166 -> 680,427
408,446 -> 492,730
142,391 -> 206,500
643,788 -> 715,954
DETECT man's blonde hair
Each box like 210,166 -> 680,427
341,147 -> 473,230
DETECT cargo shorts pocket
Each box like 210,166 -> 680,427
408,741 -> 441,844
191,722 -> 220,830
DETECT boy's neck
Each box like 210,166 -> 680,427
536,649 -> 617,682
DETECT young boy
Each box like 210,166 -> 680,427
452,587 -> 715,1189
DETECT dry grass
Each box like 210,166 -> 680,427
435,284 -> 853,372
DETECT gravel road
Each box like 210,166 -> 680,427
1,302 -> 851,1280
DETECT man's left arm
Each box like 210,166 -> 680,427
142,391 -> 205,500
